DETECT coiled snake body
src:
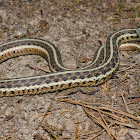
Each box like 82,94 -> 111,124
0,28 -> 140,97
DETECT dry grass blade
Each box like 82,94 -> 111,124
79,129 -> 101,137
93,107 -> 139,126
41,124 -> 58,139
98,111 -> 117,139
102,82 -> 110,97
102,82 -> 106,96
121,92 -> 131,113
97,106 -> 139,121
34,109 -> 71,120
118,63 -> 138,72
83,107 -> 114,139
57,136 -> 72,139
90,123 -> 114,140
60,98 -> 139,120
27,61 -> 51,73
118,72 -> 129,84
106,119 -> 137,128
75,116 -> 79,140
60,99 -> 140,126
135,130 -> 140,134
129,98 -> 140,104
80,94 -> 117,140
37,92 -> 58,129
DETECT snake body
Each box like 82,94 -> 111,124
0,28 -> 140,97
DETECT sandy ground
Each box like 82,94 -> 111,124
0,0 -> 140,140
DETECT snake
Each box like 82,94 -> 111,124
0,28 -> 140,97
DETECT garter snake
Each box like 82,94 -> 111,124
0,28 -> 140,97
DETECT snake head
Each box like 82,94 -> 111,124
136,28 -> 140,37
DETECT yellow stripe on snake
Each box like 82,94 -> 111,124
0,28 -> 140,97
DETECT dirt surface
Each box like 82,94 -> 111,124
0,0 -> 140,140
